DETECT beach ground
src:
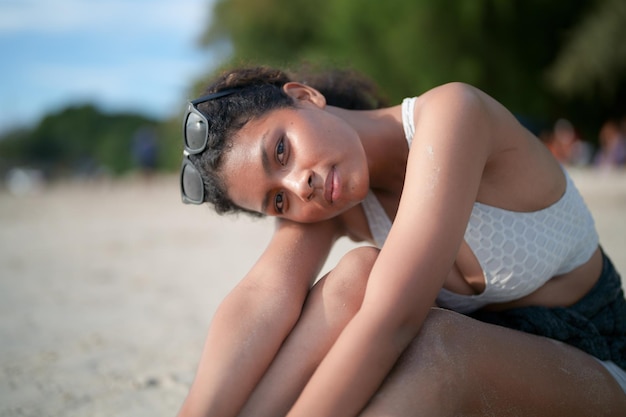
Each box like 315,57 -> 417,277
0,167 -> 624,417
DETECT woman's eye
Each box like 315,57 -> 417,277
276,138 -> 286,165
274,192 -> 284,213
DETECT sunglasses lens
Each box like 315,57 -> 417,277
181,161 -> 204,204
185,111 -> 208,153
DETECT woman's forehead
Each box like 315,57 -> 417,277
220,132 -> 265,209
239,106 -> 291,133
226,107 -> 294,153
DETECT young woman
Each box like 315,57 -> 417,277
177,66 -> 626,416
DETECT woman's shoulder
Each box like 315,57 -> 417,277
413,82 -> 527,151
417,82 -> 483,104
416,83 -> 566,211
411,83 -> 493,136
409,82 -> 495,148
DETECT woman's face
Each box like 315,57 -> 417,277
221,102 -> 369,223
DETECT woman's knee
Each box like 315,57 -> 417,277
311,246 -> 379,314
333,246 -> 378,284
396,308 -> 470,380
361,309 -> 472,416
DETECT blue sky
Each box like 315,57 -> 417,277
0,0 -> 220,134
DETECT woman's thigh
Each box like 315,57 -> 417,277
361,308 -> 626,417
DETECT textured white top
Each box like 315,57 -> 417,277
361,97 -> 599,313
361,190 -> 392,246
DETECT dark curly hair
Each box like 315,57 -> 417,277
186,65 -> 386,216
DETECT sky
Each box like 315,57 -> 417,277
0,0 -> 220,134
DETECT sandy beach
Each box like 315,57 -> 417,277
1,167 -> 625,417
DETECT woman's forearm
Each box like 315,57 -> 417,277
239,250 -> 374,417
177,283 -> 304,417
287,308 -> 416,417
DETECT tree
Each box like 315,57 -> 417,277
196,0 -> 623,136
0,104 -> 160,177
546,0 -> 626,122
547,0 -> 626,97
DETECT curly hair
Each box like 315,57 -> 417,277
186,65 -> 386,216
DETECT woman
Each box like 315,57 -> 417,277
177,66 -> 626,416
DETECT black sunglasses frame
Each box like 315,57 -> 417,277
183,89 -> 239,155
180,157 -> 204,204
180,88 -> 239,204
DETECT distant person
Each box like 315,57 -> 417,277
5,167 -> 44,196
177,65 -> 626,416
595,119 -> 626,170
131,126 -> 158,179
544,118 -> 592,166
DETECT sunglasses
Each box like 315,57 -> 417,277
180,89 -> 238,204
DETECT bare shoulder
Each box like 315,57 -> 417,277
407,82 -> 496,180
413,82 -> 554,163
417,82 -> 518,131
416,82 -> 490,112
416,82 -> 564,210
418,82 -> 482,102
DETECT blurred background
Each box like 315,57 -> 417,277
1,1 -> 625,416
1,0 -> 626,182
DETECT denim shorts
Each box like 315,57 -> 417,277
470,248 -> 626,389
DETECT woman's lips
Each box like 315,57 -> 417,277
324,167 -> 334,204
325,166 -> 340,204
332,168 -> 341,203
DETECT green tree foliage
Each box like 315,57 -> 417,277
547,0 -> 626,100
198,0 -> 624,134
0,104 -> 161,177
4,0 -> 624,177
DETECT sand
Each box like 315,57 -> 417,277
0,167 -> 624,417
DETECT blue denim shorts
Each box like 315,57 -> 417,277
470,248 -> 626,382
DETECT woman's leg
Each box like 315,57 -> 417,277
360,308 -> 626,417
242,246 -> 626,416
239,246 -> 378,417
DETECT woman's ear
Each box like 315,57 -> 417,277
282,82 -> 326,108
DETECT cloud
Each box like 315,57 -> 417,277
0,0 -> 211,37
27,54 -> 200,101
0,0 -> 220,133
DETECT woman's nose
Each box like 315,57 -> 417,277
285,170 -> 314,202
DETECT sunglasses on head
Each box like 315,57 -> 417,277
180,89 -> 238,204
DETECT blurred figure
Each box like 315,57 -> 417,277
132,126 -> 159,180
5,167 -> 45,196
543,118 -> 592,166
594,119 -> 626,170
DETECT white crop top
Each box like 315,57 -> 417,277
361,97 -> 599,313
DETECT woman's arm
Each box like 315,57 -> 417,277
288,83 -> 498,416
177,218 -> 341,417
